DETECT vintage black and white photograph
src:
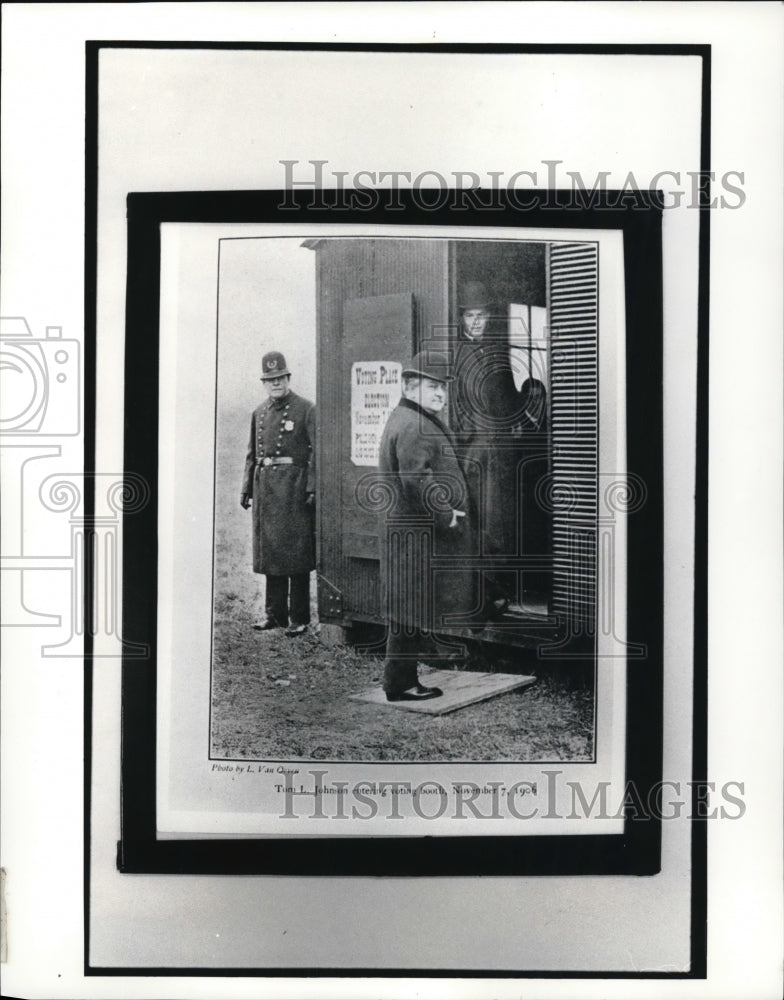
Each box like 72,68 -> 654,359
210,235 -> 599,764
151,218 -> 637,840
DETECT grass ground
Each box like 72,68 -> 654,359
211,448 -> 594,763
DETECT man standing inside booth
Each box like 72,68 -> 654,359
240,350 -> 316,636
451,280 -> 524,619
377,351 -> 476,701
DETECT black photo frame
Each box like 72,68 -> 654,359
117,189 -> 664,877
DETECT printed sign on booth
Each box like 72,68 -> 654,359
350,361 -> 402,466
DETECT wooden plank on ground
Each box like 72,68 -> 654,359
349,668 -> 536,715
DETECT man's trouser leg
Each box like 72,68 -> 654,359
383,625 -> 435,694
264,574 -> 288,626
288,572 -> 311,627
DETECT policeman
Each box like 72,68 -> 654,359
240,351 -> 316,636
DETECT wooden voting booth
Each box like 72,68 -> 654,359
305,237 -> 598,650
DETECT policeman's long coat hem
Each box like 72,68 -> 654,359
377,397 -> 478,631
241,391 -> 316,577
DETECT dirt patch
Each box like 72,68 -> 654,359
210,448 -> 594,763
211,595 -> 594,763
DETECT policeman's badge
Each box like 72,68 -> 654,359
283,420 -> 295,431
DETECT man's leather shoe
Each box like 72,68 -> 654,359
386,685 -> 443,702
253,619 -> 281,631
285,623 -> 308,637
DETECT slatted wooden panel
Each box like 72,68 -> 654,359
549,242 -> 598,628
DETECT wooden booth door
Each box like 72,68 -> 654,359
334,293 -> 415,621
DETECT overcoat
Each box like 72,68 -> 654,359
451,333 -> 524,559
241,391 -> 316,576
516,382 -> 551,590
377,397 -> 478,631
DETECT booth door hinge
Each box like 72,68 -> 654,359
317,573 -> 343,620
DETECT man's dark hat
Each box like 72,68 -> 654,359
402,350 -> 454,384
260,350 -> 291,380
458,280 -> 490,310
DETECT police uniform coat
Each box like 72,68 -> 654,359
377,397 -> 477,631
241,391 -> 316,576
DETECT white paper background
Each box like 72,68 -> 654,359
1,2 -> 782,998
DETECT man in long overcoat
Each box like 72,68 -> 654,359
516,377 -> 551,595
241,350 -> 316,636
451,281 -> 525,616
377,351 -> 477,701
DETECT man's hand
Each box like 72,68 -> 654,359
240,493 -> 251,510
305,492 -> 315,508
448,508 -> 466,529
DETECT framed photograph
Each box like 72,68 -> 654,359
119,190 -> 663,874
4,3 -> 784,991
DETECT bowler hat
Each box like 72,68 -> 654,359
402,350 -> 454,384
458,280 -> 490,310
260,350 -> 291,380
